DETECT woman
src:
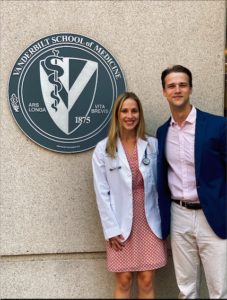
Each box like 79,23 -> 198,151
92,92 -> 167,299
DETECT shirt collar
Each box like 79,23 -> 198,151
169,105 -> 197,126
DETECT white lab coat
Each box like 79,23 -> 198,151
92,136 -> 162,241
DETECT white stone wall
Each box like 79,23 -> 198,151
1,0 -> 225,298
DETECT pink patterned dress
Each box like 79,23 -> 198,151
106,142 -> 167,272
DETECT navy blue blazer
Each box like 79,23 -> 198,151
156,108 -> 227,240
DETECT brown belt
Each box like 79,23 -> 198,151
172,199 -> 202,210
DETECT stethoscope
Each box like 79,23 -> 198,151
106,147 -> 150,171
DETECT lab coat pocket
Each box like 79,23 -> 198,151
148,153 -> 158,168
142,171 -> 154,190
148,152 -> 157,159
104,155 -> 118,171
147,154 -> 158,184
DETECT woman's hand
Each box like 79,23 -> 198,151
109,234 -> 125,251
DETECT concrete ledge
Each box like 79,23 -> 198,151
1,253 -> 209,299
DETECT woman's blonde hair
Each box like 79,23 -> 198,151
106,91 -> 149,158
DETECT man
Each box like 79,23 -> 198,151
156,65 -> 227,299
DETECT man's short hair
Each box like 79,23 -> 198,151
161,65 -> 193,89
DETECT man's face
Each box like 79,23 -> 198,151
163,72 -> 192,110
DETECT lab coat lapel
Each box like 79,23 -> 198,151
137,138 -> 148,167
117,138 -> 130,170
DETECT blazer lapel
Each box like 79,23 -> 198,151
159,118 -> 171,160
195,109 -> 207,184
117,138 -> 130,170
137,138 -> 148,167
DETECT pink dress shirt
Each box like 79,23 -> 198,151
165,105 -> 199,202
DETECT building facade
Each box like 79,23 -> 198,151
1,0 -> 225,298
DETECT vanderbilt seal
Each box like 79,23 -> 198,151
8,33 -> 126,153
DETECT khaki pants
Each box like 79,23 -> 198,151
171,201 -> 227,299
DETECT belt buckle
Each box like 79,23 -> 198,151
185,202 -> 201,209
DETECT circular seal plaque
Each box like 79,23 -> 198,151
8,33 -> 126,153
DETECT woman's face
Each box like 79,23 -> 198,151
119,98 -> 140,133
